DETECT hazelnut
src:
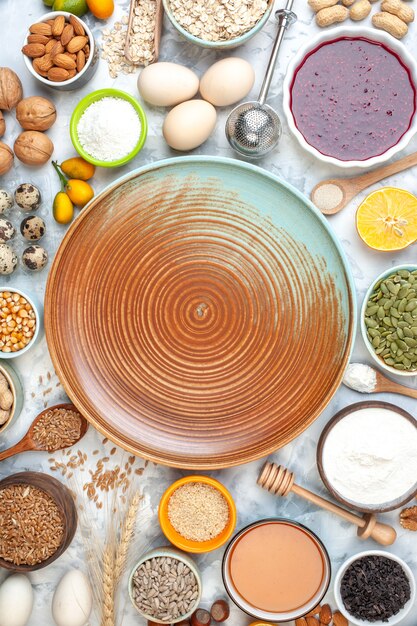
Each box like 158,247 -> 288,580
0,67 -> 23,111
14,131 -> 54,166
0,142 -> 13,175
16,96 -> 56,131
0,112 -> 4,138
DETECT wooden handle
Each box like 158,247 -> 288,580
0,438 -> 30,462
258,462 -> 396,546
377,377 -> 417,399
348,151 -> 417,194
357,513 -> 397,546
293,484 -> 396,545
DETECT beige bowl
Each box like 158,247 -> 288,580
0,362 -> 23,433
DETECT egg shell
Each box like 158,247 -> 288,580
200,57 -> 255,107
0,219 -> 15,243
138,62 -> 199,107
0,574 -> 33,626
0,190 -> 13,214
163,100 -> 217,152
52,569 -> 93,626
0,244 -> 17,275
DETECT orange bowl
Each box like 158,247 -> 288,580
158,475 -> 237,553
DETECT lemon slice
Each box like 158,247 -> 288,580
356,187 -> 417,251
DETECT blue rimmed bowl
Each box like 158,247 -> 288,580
361,264 -> 417,377
162,0 -> 274,49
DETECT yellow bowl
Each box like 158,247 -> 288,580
158,475 -> 237,553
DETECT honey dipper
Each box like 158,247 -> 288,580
258,461 -> 396,546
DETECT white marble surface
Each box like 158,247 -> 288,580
1,0 -> 417,624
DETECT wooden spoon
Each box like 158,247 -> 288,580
125,0 -> 164,65
311,151 -> 417,215
343,362 -> 417,399
0,403 -> 88,463
258,461 -> 396,546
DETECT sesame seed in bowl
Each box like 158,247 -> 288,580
158,475 -> 237,553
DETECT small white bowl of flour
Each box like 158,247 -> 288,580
317,401 -> 417,512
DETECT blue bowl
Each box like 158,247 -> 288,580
162,0 -> 274,49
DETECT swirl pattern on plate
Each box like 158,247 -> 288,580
45,159 -> 354,468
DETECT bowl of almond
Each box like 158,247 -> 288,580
21,12 -> 98,91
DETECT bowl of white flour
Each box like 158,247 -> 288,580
317,401 -> 417,512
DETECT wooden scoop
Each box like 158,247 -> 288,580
344,363 -> 417,399
311,151 -> 417,215
258,461 -> 397,546
0,403 -> 88,463
125,0 -> 164,65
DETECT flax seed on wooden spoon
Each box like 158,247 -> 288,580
0,403 -> 88,462
343,362 -> 417,399
311,151 -> 417,215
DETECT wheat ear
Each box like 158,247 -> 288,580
115,491 -> 142,582
102,542 -> 115,626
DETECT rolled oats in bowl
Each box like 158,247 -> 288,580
165,0 -> 271,46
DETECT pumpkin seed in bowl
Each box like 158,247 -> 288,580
362,266 -> 417,374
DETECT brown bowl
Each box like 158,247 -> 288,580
0,471 -> 77,571
317,401 -> 417,513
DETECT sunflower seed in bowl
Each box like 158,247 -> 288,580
129,548 -> 202,623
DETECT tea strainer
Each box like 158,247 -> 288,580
225,0 -> 297,159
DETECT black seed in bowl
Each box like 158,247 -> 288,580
341,555 -> 411,622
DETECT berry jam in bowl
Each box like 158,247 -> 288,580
283,27 -> 417,168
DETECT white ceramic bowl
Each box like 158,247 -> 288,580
222,519 -> 331,622
128,546 -> 202,624
0,287 -> 42,359
361,264 -> 417,377
22,12 -> 98,91
283,27 -> 417,168
334,550 -> 416,626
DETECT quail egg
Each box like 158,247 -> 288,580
15,183 -> 41,212
0,190 -> 13,214
0,244 -> 17,275
20,216 -> 46,242
22,245 -> 48,272
0,219 -> 15,243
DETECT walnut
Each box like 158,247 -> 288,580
0,142 -> 13,175
14,131 -> 54,166
0,112 -> 4,138
16,96 -> 56,131
0,67 -> 23,111
400,505 -> 417,531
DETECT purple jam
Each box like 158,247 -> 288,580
290,37 -> 416,161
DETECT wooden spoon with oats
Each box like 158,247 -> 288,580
0,403 -> 88,462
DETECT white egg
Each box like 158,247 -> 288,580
0,574 -> 33,626
52,570 -> 92,626
200,57 -> 255,107
138,62 -> 199,107
163,100 -> 217,152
